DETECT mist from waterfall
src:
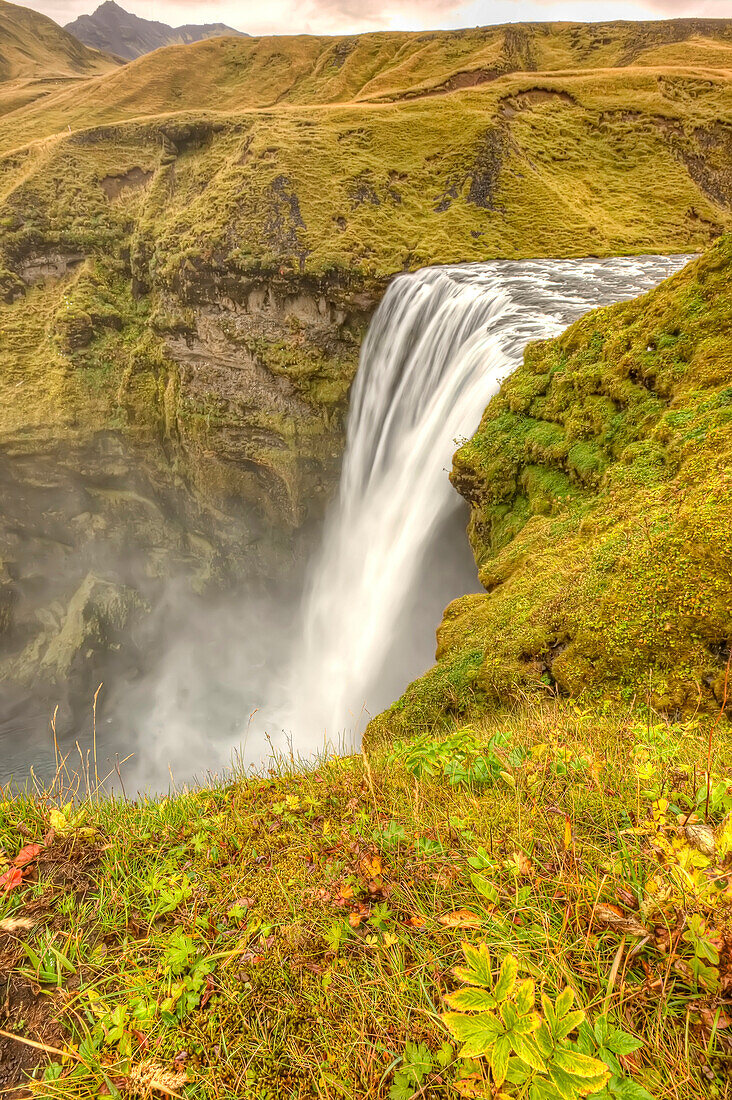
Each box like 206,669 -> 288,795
266,254 -> 692,757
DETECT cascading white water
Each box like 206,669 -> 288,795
270,254 -> 691,755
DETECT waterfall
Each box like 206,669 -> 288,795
269,254 -> 690,755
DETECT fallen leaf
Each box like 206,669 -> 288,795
348,912 -> 363,928
200,975 -> 216,1009
361,854 -> 382,879
13,843 -> 43,869
0,916 -> 35,933
408,914 -> 425,928
438,909 -> 483,929
338,883 -> 354,900
616,886 -> 639,910
0,867 -> 23,892
511,851 -> 534,878
593,903 -> 648,938
563,817 -> 573,851
701,1008 -> 732,1030
684,823 -> 716,858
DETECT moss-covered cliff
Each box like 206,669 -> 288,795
371,236 -> 732,741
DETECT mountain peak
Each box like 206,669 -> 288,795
64,2 -> 248,61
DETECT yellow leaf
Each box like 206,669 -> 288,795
361,854 -> 382,879
438,909 -> 483,929
510,851 -> 534,878
564,817 -> 573,851
49,808 -> 72,837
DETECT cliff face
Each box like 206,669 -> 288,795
0,124 -> 377,718
371,236 -> 732,742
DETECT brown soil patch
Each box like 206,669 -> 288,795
0,837 -> 102,1095
0,977 -> 64,1099
388,67 -> 499,102
100,166 -> 153,199
36,836 -> 102,895
499,87 -> 577,117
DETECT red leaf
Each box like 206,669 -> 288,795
14,843 -> 43,869
0,867 -> 23,892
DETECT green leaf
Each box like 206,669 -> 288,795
506,1056 -> 533,1086
436,1042 -> 454,1069
471,873 -> 500,905
554,1010 -> 586,1040
389,1072 -> 415,1100
605,1031 -> 643,1057
530,1078 -> 564,1100
551,1047 -> 611,1081
580,1072 -> 612,1095
515,978 -> 536,1015
547,1062 -> 588,1099
494,955 -> 518,1002
535,1022 -> 554,1058
402,1041 -> 433,1083
555,987 -> 576,1018
511,1032 -> 547,1072
512,1011 -> 543,1037
543,994 -> 558,1032
442,1011 -> 502,1057
468,847 -> 493,871
454,942 -> 494,988
444,987 -> 497,1012
490,1035 -> 512,1087
593,1017 -> 610,1047
614,1080 -> 655,1100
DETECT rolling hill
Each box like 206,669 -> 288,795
65,1 -> 248,61
0,0 -> 120,118
0,17 -> 730,142
0,0 -> 118,80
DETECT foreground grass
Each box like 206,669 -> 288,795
1,701 -> 731,1099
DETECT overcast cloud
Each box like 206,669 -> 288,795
15,0 -> 732,39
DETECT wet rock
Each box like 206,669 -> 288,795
39,572 -> 146,681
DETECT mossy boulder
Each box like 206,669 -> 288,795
370,236 -> 732,743
38,572 -> 145,682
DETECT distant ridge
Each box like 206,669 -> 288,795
64,0 -> 248,61
0,0 -> 118,80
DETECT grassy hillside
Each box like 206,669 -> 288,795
1,700 -> 731,1098
0,53 -> 728,504
0,17 -> 730,143
0,0 -> 120,121
0,0 -> 118,82
371,236 -> 732,741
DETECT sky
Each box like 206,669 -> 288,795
16,0 -> 732,36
